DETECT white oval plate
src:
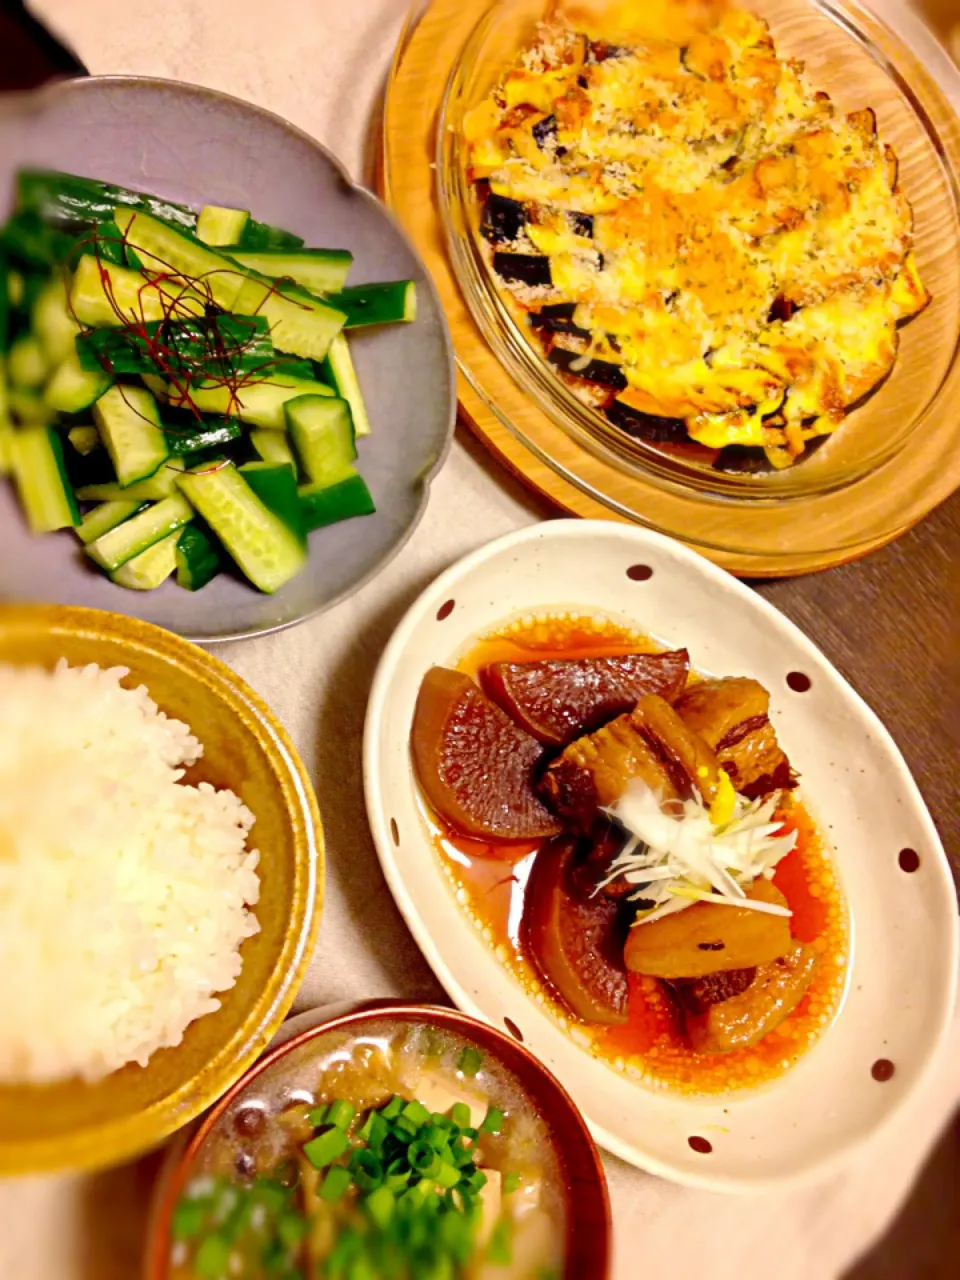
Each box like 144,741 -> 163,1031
363,521 -> 958,1191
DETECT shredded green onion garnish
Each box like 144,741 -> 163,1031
599,780 -> 797,925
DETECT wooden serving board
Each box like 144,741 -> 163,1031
382,0 -> 960,577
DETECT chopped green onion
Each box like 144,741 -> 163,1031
345,1259 -> 376,1280
380,1096 -> 404,1120
385,1156 -> 412,1191
277,1212 -> 308,1248
252,1179 -> 287,1215
303,1125 -> 350,1170
439,1208 -> 473,1256
401,1099 -> 431,1127
444,1186 -> 474,1216
345,1258 -> 377,1280
503,1172 -> 521,1194
422,1124 -> 453,1152
394,1114 -> 419,1138
320,1164 -> 352,1203
450,1102 -> 472,1128
366,1112 -> 389,1152
306,1104 -> 328,1128
357,1110 -> 376,1142
170,1199 -> 207,1241
458,1047 -> 484,1077
194,1234 -> 230,1279
349,1148 -> 384,1192
453,1144 -> 477,1168
433,1161 -> 461,1190
430,1112 -> 455,1129
463,1168 -> 487,1193
211,1185 -> 239,1226
408,1140 -> 441,1178
364,1184 -> 396,1229
326,1099 -> 356,1131
481,1105 -> 504,1134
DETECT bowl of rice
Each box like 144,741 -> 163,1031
0,603 -> 323,1175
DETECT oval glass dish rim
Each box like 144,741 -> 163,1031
435,0 -> 960,507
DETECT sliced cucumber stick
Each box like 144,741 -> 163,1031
32,275 -> 80,365
9,334 -> 47,389
8,387 -> 55,425
250,427 -> 295,467
113,208 -> 246,311
86,493 -> 193,571
165,419 -> 241,456
239,460 -> 305,542
45,351 -> 112,413
227,248 -> 353,294
321,332 -> 371,437
196,205 -> 250,247
179,376 -> 333,429
328,281 -> 416,328
111,530 -> 180,590
11,426 -> 80,533
67,425 -> 101,456
76,458 -> 185,503
175,523 -> 222,590
75,498 -> 145,545
299,473 -> 375,531
285,394 -> 356,486
93,385 -> 168,486
70,253 -> 203,328
177,463 -> 306,594
231,275 -> 346,362
237,219 -> 304,251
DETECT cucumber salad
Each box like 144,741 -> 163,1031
0,169 -> 417,593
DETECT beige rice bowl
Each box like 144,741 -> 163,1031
0,661 -> 261,1085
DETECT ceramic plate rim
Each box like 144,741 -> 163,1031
0,75 -> 457,645
363,520 -> 959,1192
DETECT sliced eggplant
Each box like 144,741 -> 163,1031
567,211 -> 594,239
532,114 -> 558,150
712,445 -> 776,474
589,42 -> 631,62
480,194 -> 527,246
548,348 -> 627,391
493,252 -> 552,287
605,398 -> 689,443
768,295 -> 796,323
528,304 -> 591,341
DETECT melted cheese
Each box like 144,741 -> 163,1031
467,0 -> 927,461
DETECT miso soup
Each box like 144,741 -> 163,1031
169,1018 -> 567,1279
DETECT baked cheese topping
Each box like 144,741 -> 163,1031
464,0 -> 929,467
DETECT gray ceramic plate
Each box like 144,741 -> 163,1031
0,77 -> 455,642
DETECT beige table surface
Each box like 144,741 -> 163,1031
3,1 -> 959,1276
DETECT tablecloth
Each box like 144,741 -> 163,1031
3,1 -> 959,1276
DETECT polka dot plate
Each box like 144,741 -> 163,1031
363,521 -> 958,1189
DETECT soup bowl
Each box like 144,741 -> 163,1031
145,1002 -> 611,1280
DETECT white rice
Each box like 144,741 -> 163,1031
0,660 -> 261,1084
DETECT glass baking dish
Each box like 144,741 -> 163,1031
436,0 -> 960,506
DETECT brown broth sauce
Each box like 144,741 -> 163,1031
428,613 -> 850,1096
